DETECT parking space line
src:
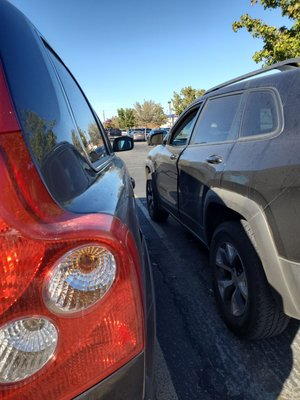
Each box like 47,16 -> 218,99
136,198 -> 170,242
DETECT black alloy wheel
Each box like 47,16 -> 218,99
146,179 -> 168,222
215,241 -> 248,318
210,221 -> 289,339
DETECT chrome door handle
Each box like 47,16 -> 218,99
206,154 -> 223,164
170,154 -> 177,160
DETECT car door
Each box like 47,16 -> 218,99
154,106 -> 201,217
177,93 -> 243,239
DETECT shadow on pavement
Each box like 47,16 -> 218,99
137,197 -> 300,400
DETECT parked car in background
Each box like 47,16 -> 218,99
107,127 -> 122,138
0,1 -> 155,399
146,58 -> 300,340
128,129 -> 147,142
147,129 -> 169,145
128,128 -> 151,141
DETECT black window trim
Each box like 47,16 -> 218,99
237,87 -> 284,142
168,103 -> 202,147
42,39 -> 112,171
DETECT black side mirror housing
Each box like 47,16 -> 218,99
113,136 -> 134,152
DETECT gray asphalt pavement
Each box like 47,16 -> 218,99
118,141 -> 300,400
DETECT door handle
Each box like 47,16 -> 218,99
206,154 -> 223,164
170,154 -> 177,160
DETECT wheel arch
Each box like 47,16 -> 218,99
204,187 -> 300,319
204,190 -> 244,247
145,161 -> 153,180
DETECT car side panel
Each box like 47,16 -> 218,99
178,142 -> 235,238
151,144 -> 184,217
222,76 -> 300,262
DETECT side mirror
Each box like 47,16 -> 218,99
149,133 -> 164,146
112,136 -> 134,152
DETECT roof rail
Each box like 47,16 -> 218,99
205,57 -> 300,95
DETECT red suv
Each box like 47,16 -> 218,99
0,1 -> 155,399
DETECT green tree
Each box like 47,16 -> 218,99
23,111 -> 57,166
134,100 -> 167,128
103,117 -> 119,129
233,0 -> 300,65
172,86 -> 205,116
117,108 -> 136,129
78,128 -> 88,147
71,130 -> 81,150
88,123 -> 104,147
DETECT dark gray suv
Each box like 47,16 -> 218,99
146,59 -> 300,340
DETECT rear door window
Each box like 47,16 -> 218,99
191,94 -> 242,144
240,90 -> 280,137
47,49 -> 109,167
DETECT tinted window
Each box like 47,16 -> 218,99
170,108 -> 200,146
241,91 -> 279,137
48,50 -> 108,166
192,94 -> 242,144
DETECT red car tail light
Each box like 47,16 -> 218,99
43,244 -> 117,315
0,64 -> 145,399
0,64 -> 20,134
0,317 -> 58,383
0,221 -> 45,316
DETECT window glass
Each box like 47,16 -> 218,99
48,51 -> 108,165
170,108 -> 199,146
241,91 -> 279,137
192,94 -> 242,144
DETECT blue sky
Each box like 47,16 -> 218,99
9,0 -> 290,120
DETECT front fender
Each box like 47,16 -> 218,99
145,158 -> 154,179
206,187 -> 300,319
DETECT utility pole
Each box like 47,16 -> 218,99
168,101 -> 172,127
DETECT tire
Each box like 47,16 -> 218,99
146,179 -> 168,222
210,221 -> 289,340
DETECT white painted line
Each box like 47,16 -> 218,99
136,198 -> 169,241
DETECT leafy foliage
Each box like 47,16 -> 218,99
172,86 -> 205,116
23,111 -> 57,166
134,100 -> 167,128
233,0 -> 300,65
117,108 -> 136,129
88,123 -> 102,146
103,117 -> 119,129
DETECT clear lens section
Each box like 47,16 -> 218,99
45,245 -> 116,314
0,317 -> 57,383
